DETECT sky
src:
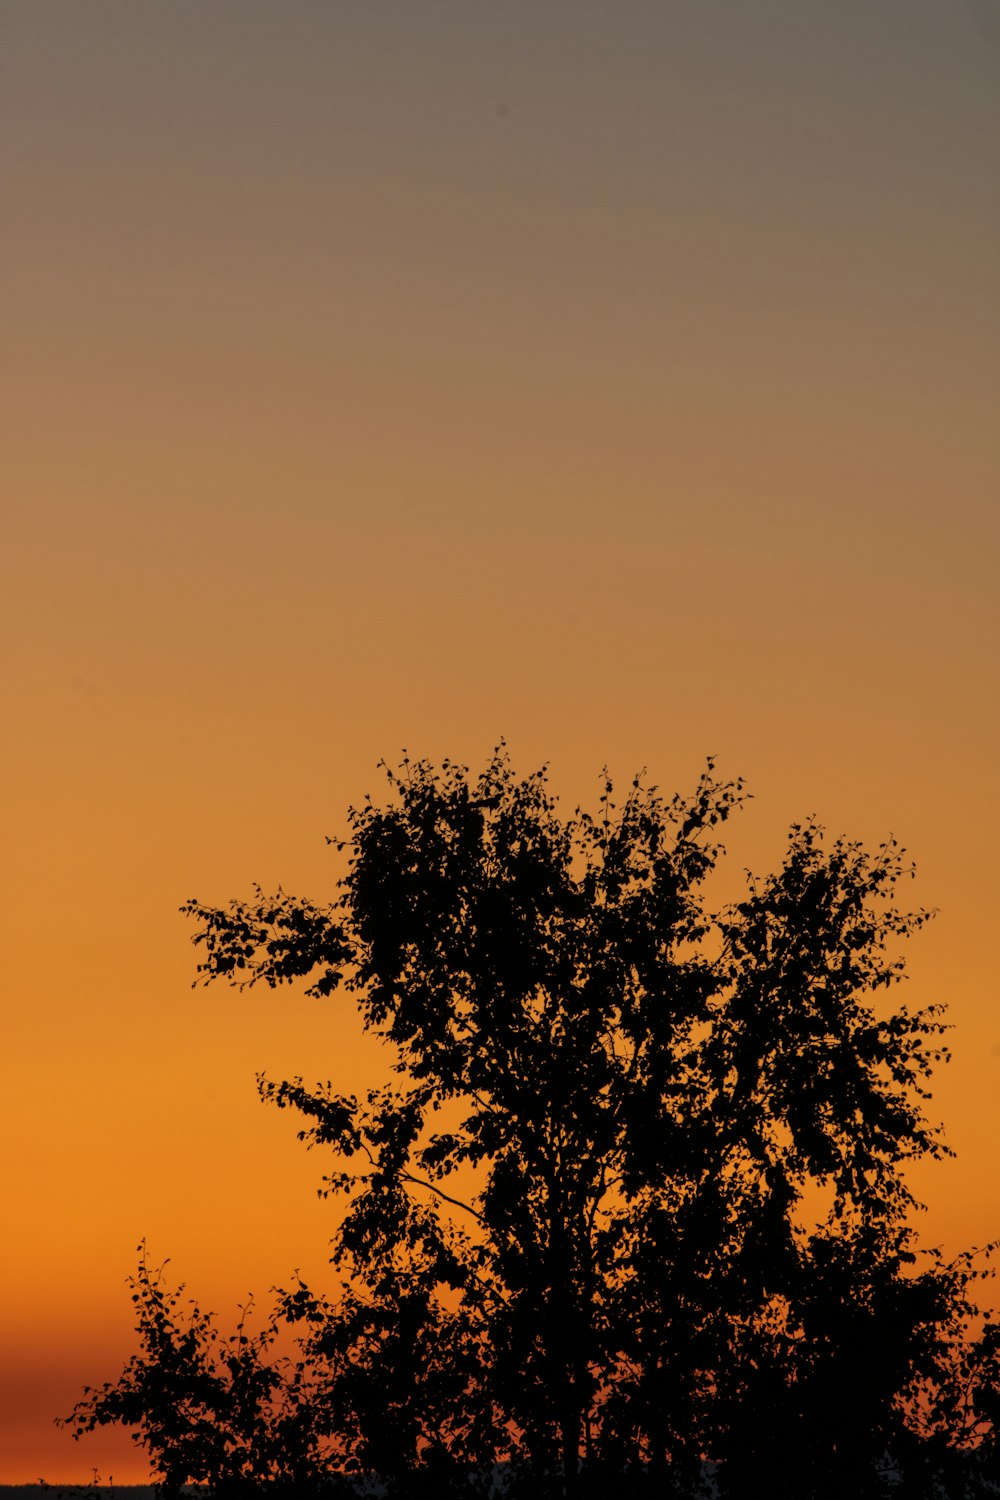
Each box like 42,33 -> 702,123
2,0 -> 998,1481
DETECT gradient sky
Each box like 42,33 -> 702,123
3,1 -> 998,1481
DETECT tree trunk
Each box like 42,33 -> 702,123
560,1391 -> 581,1499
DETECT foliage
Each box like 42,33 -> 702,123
67,748 -> 1000,1497
61,1245 -> 334,1499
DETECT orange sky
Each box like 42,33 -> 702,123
2,2 -> 998,1481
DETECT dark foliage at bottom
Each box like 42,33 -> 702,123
63,753 -> 1000,1499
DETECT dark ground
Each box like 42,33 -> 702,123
0,1490 -> 158,1498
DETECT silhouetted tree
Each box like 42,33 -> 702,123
63,1244 -> 335,1498
67,749 -> 1000,1497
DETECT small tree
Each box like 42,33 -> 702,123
68,749 -> 999,1497
62,1244 -> 335,1498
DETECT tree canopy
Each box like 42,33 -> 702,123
67,749 -> 1000,1498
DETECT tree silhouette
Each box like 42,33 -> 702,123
67,749 -> 1000,1497
63,1245 -> 334,1498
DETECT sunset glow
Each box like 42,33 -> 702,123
2,2 -> 998,1482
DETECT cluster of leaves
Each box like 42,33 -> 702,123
67,749 -> 1000,1497
61,1246 -> 335,1499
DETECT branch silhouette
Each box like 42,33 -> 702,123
65,748 -> 1000,1499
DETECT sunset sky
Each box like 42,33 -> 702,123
2,1 -> 998,1481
